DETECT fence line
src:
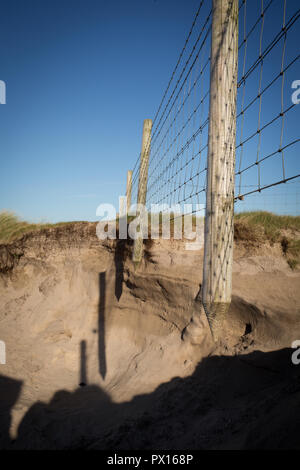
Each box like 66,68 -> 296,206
131,0 -> 212,210
130,0 -> 299,216
126,0 -> 300,338
236,0 -> 300,202
131,0 -> 209,197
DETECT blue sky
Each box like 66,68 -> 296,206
0,0 -> 201,222
0,0 -> 299,222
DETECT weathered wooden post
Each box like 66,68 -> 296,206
132,119 -> 152,265
126,170 -> 132,213
183,0 -> 238,343
202,0 -> 239,339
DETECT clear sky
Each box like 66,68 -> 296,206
0,0 -> 299,222
0,0 -> 201,222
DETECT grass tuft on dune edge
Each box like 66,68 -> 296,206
235,211 -> 300,233
235,211 -> 300,269
1,210 -> 300,257
0,212 -> 44,244
0,211 -> 82,244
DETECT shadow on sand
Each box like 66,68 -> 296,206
98,272 -> 107,380
1,347 -> 300,450
0,375 -> 22,449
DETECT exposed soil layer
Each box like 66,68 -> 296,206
0,223 -> 300,449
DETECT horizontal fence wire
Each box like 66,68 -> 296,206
235,0 -> 300,212
235,179 -> 300,214
130,0 -> 207,187
131,0 -> 212,217
130,0 -> 300,217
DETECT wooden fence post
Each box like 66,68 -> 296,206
183,0 -> 239,343
126,170 -> 132,213
202,0 -> 239,339
132,119 -> 152,265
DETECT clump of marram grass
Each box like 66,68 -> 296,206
1,209 -> 300,252
235,211 -> 300,241
287,258 -> 299,270
0,211 -> 79,244
0,212 -> 44,244
234,212 -> 300,268
281,236 -> 300,270
234,219 -> 265,245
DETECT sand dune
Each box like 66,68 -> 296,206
0,223 -> 300,449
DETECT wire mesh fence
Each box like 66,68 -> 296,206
131,0 -> 212,217
235,0 -> 300,208
130,0 -> 300,217
126,0 -> 300,338
235,179 -> 300,213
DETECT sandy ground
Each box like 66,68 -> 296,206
0,224 -> 300,449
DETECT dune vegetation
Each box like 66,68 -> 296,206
1,210 -> 300,268
0,211 -> 81,244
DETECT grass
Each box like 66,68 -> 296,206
235,211 -> 300,238
281,237 -> 300,270
1,210 -> 300,249
235,211 -> 300,270
287,258 -> 299,270
0,212 -> 44,244
0,211 -> 81,244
